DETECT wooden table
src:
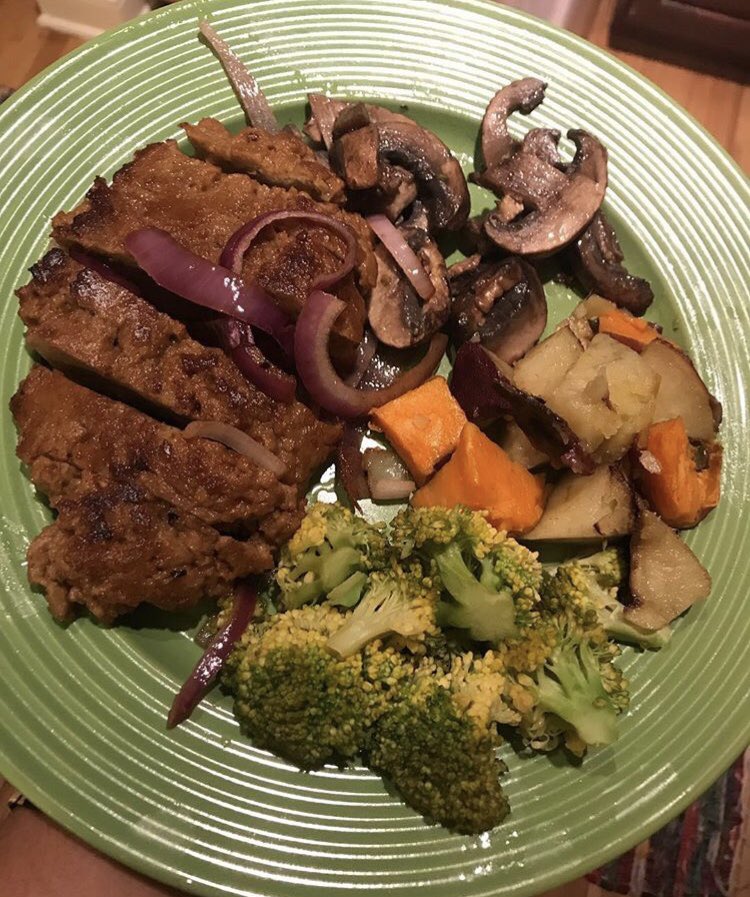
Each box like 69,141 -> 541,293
0,2 -> 748,896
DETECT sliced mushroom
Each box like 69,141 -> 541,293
368,228 -> 450,347
378,165 -> 419,220
331,105 -> 470,232
521,128 -> 562,166
572,212 -> 654,315
460,211 -> 499,256
331,101 -> 415,137
494,194 -> 525,224
476,78 -> 547,171
446,253 -> 483,280
478,151 -> 569,209
375,119 -> 469,231
484,129 -> 608,256
307,99 -> 419,219
305,94 -> 350,148
448,256 -> 547,363
625,508 -> 711,630
305,96 -> 415,145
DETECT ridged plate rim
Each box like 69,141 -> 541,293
0,1 -> 748,895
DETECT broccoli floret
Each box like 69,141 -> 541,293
366,666 -> 510,834
543,548 -> 671,650
224,605 -> 386,768
443,649 -> 523,728
391,506 -> 541,644
327,563 -> 438,657
535,631 -> 618,747
275,502 -> 387,609
502,606 -> 629,754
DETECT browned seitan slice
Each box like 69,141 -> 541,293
183,118 -> 346,203
12,366 -> 303,542
17,250 -> 341,486
27,483 -> 273,624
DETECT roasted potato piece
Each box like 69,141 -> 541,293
513,325 -> 584,400
640,339 -> 721,441
523,464 -> 633,542
451,342 -> 594,474
498,421 -> 549,470
625,508 -> 711,629
544,334 -> 660,463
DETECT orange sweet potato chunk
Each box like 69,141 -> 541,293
412,423 -> 545,534
370,377 -> 467,486
640,417 -> 722,528
598,310 -> 658,351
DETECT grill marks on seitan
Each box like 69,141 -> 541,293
51,140 -> 375,363
12,366 -> 302,541
17,250 -> 341,485
27,483 -> 273,624
183,118 -> 345,203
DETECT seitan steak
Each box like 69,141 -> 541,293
51,140 -> 375,363
17,250 -> 341,486
12,366 -> 303,543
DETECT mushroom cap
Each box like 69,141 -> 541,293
376,121 -> 470,232
572,212 -> 654,315
479,78 -> 547,169
330,104 -> 470,233
521,127 -> 562,166
483,129 -> 608,256
368,228 -> 450,348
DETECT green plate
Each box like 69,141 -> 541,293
0,0 -> 748,894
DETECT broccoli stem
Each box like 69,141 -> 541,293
327,571 -> 368,607
536,641 -> 618,746
287,545 -> 364,608
604,608 -> 671,650
435,543 -> 517,643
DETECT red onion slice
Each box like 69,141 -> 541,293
367,214 -> 435,301
294,290 -> 447,418
167,579 -> 257,728
184,421 -> 287,477
211,318 -> 296,403
307,93 -> 347,150
199,22 -> 280,133
125,228 -> 293,355
220,210 -> 357,293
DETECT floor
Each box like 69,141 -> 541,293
0,1 -> 748,896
